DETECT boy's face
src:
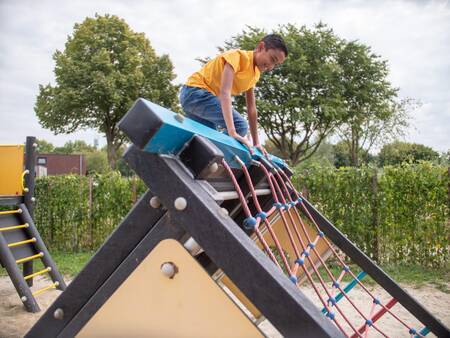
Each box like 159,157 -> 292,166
254,41 -> 286,73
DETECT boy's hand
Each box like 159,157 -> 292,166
254,143 -> 268,156
229,131 -> 254,154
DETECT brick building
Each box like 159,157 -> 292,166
36,153 -> 87,176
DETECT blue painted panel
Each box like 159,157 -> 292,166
141,99 -> 287,169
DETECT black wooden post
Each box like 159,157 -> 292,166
23,136 -> 36,287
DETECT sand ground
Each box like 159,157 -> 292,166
1,275 -> 449,338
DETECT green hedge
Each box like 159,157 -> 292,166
32,163 -> 449,267
294,163 -> 449,267
34,172 -> 146,251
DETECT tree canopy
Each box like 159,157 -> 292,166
35,14 -> 178,168
214,24 -> 404,166
334,42 -> 414,166
378,141 -> 439,166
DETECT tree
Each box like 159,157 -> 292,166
333,140 -> 374,168
378,141 -> 439,166
53,140 -> 96,154
85,151 -> 110,174
334,41 -> 415,166
217,24 -> 348,165
36,139 -> 55,153
35,14 -> 178,168
216,23 -> 403,166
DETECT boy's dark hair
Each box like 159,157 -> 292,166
262,34 -> 288,57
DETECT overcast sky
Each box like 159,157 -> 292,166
0,0 -> 449,152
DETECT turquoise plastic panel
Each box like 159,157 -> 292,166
141,100 -> 287,169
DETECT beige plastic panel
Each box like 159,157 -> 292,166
0,144 -> 24,196
77,239 -> 263,338
221,208 -> 333,320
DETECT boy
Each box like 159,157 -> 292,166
180,34 -> 288,154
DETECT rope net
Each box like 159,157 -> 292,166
221,156 -> 428,338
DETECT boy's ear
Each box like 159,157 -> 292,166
256,41 -> 265,52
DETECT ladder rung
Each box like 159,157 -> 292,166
0,223 -> 29,232
16,252 -> 43,264
0,209 -> 22,216
32,281 -> 59,296
8,237 -> 36,248
24,267 -> 52,280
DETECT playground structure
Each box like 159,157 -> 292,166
0,137 -> 66,312
26,100 -> 450,337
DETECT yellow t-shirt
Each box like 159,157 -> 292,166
186,50 -> 260,96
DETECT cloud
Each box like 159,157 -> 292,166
0,0 -> 449,151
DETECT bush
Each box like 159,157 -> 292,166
294,163 -> 449,267
34,172 -> 146,251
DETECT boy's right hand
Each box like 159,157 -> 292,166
229,131 -> 254,155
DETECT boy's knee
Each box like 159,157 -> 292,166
234,117 -> 248,137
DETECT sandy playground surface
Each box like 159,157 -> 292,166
0,275 -> 449,338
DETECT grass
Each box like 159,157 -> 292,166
1,252 -> 449,293
307,260 -> 450,293
0,251 -> 94,278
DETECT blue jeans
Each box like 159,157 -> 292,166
179,85 -> 248,137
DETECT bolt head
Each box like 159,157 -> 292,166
149,196 -> 161,209
21,296 -> 27,302
161,262 -> 178,278
31,197 -> 36,202
174,197 -> 187,211
219,208 -> 229,218
209,162 -> 219,173
54,308 -> 64,320
175,113 -> 185,123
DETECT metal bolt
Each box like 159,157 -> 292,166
18,208 -> 22,213
219,207 -> 229,218
174,197 -> 187,211
175,113 -> 185,123
33,143 -> 38,148
161,262 -> 178,279
21,296 -> 27,302
31,197 -> 36,202
24,188 -> 29,192
150,196 -> 161,209
209,162 -> 219,174
54,308 -> 64,320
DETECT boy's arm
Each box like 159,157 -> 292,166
245,87 -> 267,155
220,63 -> 253,152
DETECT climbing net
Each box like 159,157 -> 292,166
222,155 -> 429,338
